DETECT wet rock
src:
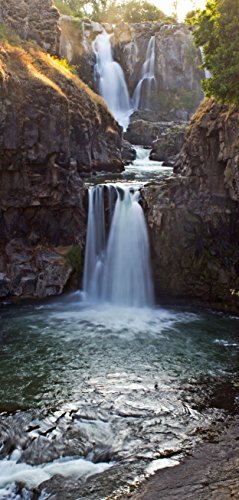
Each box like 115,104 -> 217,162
125,119 -> 186,154
149,124 -> 186,163
131,418 -> 239,499
122,140 -> 137,165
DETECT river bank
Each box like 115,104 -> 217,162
128,416 -> 239,499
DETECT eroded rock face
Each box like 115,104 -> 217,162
149,123 -> 186,163
0,36 -> 123,299
0,0 -> 60,54
143,99 -> 239,313
113,23 -> 203,119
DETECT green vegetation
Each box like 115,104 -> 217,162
67,245 -> 83,275
189,0 -> 239,105
54,0 -> 75,15
0,24 -> 20,44
54,0 -> 175,23
51,56 -> 78,74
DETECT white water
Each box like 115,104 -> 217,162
123,146 -> 173,184
0,449 -> 112,498
93,32 -> 132,130
132,36 -> 156,111
199,46 -> 211,80
83,185 -> 154,307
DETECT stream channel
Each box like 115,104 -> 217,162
0,148 -> 239,499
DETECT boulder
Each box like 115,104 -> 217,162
149,124 -> 187,163
122,140 -> 136,165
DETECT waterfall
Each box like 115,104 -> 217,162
83,185 -> 154,308
132,36 -> 156,111
199,46 -> 211,80
93,33 -> 132,130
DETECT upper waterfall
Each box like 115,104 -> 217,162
93,33 -> 132,130
132,35 -> 156,111
83,184 -> 154,308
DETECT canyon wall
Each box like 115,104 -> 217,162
0,0 -> 61,54
143,99 -> 239,313
0,3 -> 123,300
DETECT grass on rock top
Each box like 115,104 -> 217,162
0,24 -> 111,123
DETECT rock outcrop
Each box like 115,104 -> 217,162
113,22 -> 203,119
0,30 -> 123,299
0,0 -> 60,54
143,99 -> 239,313
149,123 -> 186,163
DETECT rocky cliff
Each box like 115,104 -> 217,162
0,0 -> 60,54
0,27 -> 123,299
143,99 -> 239,313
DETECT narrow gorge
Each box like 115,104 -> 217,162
0,1 -> 239,499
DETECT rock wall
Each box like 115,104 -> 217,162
0,35 -> 123,299
113,22 -> 203,120
0,0 -> 60,54
143,99 -> 239,313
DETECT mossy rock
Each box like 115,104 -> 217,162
66,245 -> 82,275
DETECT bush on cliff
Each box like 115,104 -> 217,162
191,0 -> 239,105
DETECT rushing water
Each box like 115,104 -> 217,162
132,36 -> 156,111
83,185 -> 154,307
93,32 -> 132,130
0,300 -> 239,498
0,152 -> 239,499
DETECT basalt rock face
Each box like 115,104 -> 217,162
0,0 -> 60,54
0,36 -> 123,299
143,99 -> 239,313
113,22 -> 203,120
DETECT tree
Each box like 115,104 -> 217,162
191,0 -> 239,105
55,0 -> 174,23
120,0 -> 169,23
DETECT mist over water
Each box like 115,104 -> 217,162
83,184 -> 154,307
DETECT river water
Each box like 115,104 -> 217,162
0,151 -> 239,499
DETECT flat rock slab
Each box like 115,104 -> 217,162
130,419 -> 239,499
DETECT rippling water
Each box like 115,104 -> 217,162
0,297 -> 238,499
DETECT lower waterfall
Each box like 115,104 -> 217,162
83,185 -> 154,307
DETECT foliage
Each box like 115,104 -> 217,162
0,24 -> 20,44
67,246 -> 82,274
54,0 -> 174,23
190,0 -> 239,105
54,0 -> 75,15
118,1 -> 172,23
51,55 -> 78,73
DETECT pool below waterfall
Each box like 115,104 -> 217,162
0,298 -> 239,499
0,150 -> 239,499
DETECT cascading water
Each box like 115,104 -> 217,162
132,35 -> 156,111
83,185 -> 154,307
199,46 -> 211,79
93,33 -> 132,130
